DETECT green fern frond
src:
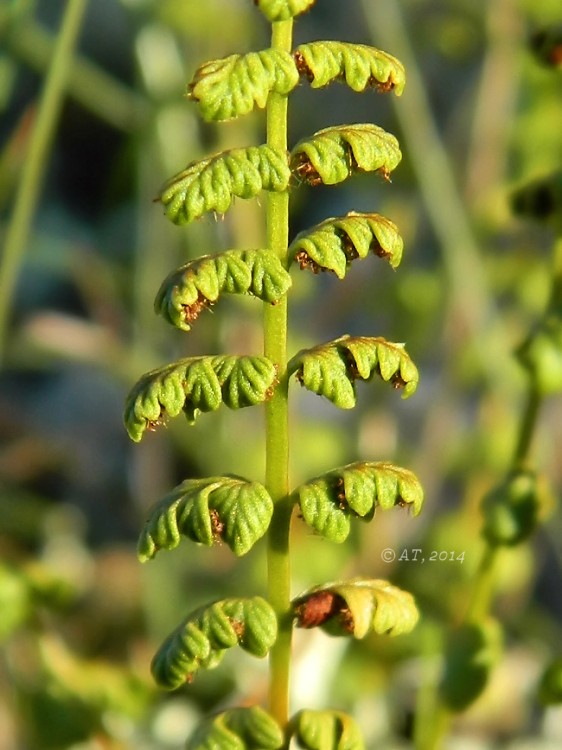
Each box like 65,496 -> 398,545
288,211 -> 403,279
288,335 -> 418,409
155,249 -> 292,331
290,124 -> 401,186
289,709 -> 364,750
189,49 -> 299,121
255,0 -> 317,22
138,476 -> 274,559
294,578 -> 419,638
295,41 -> 405,95
152,597 -> 277,689
187,707 -> 284,750
124,355 -> 277,442
295,461 -> 423,543
439,619 -> 503,711
159,145 -> 291,225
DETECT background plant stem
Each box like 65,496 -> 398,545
264,18 -> 293,729
0,0 -> 89,364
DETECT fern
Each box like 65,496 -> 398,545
289,211 -> 403,279
151,597 -> 277,689
294,461 -> 423,543
155,249 -> 292,331
295,41 -> 405,94
158,145 -> 291,225
189,49 -> 299,122
289,710 -> 364,750
290,124 -> 401,186
288,335 -> 419,408
124,355 -> 277,441
138,476 -> 274,559
255,0 -> 317,22
124,3 -> 423,748
294,578 -> 419,638
187,707 -> 284,750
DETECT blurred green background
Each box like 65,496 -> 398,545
1,0 -> 562,748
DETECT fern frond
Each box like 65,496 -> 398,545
290,124 -> 401,186
295,461 -> 423,543
288,211 -> 403,279
124,355 -> 277,442
159,145 -> 290,225
289,709 -> 364,750
151,597 -> 277,689
288,335 -> 419,409
439,619 -> 503,711
155,249 -> 292,331
481,471 -> 551,547
294,578 -> 419,638
189,49 -> 299,121
138,476 -> 274,559
255,0 -> 316,22
187,707 -> 284,750
295,41 -> 405,95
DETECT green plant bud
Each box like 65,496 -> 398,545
124,355 -> 277,441
288,335 -> 419,409
289,709 -> 364,750
159,145 -> 291,225
254,0 -> 316,22
290,124 -> 401,186
295,41 -> 405,95
189,49 -> 299,121
294,461 -> 423,543
439,619 -> 503,712
155,249 -> 292,331
137,476 -> 274,559
289,211 -> 403,279
518,316 -> 562,395
151,597 -> 277,689
187,707 -> 284,750
538,658 -> 562,705
481,471 -> 549,546
294,578 -> 419,638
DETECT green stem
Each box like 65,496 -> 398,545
512,385 -> 542,470
264,18 -> 293,728
0,0 -> 89,364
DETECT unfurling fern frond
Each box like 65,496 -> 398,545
155,249 -> 292,331
294,461 -> 423,543
124,355 -> 277,441
187,707 -> 284,750
189,49 -> 299,121
138,476 -> 274,559
294,578 -> 419,638
255,0 -> 317,22
288,211 -> 403,279
152,597 -> 277,689
289,709 -> 364,750
288,335 -> 418,408
290,124 -> 401,186
295,41 -> 405,95
159,145 -> 291,225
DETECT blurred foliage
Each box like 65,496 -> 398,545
1,0 -> 562,748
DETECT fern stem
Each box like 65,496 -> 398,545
264,18 -> 293,728
512,385 -> 542,469
0,0 -> 89,364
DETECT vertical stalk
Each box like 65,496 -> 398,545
0,0 -> 89,364
264,19 -> 294,727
